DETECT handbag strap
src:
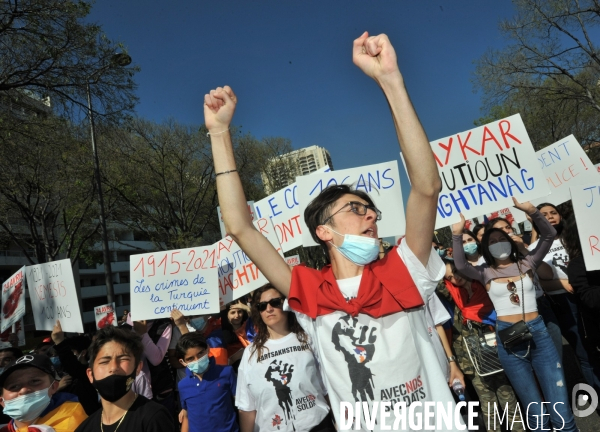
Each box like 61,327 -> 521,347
516,262 -> 525,322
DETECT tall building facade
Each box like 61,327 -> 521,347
261,145 -> 333,194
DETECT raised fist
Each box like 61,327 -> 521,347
204,86 -> 237,133
352,32 -> 401,82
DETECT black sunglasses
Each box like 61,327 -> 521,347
255,297 -> 285,312
321,201 -> 382,225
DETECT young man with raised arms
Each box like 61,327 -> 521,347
205,32 -> 464,431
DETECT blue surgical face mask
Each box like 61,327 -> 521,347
2,385 -> 52,422
189,317 -> 206,331
50,357 -> 61,367
328,228 -> 380,266
436,248 -> 446,257
186,354 -> 210,374
463,243 -> 479,256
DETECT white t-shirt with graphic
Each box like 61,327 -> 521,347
236,332 -> 330,432
292,240 -> 463,432
528,238 -> 569,295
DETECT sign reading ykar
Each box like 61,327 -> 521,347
217,218 -> 283,305
26,259 -> 84,333
130,246 -> 219,320
431,114 -> 550,228
296,161 -> 404,247
570,183 -> 600,271
532,135 -> 597,206
254,166 -> 330,253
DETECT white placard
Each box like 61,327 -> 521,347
1,266 -> 26,332
130,245 -> 219,321
531,135 -> 598,206
570,183 -> 600,271
26,259 -> 84,333
297,161 -> 404,247
254,166 -> 330,253
484,208 -> 523,234
217,201 -> 256,239
285,255 -> 301,267
217,217 -> 283,306
95,302 -> 117,329
595,163 -> 600,174
13,318 -> 25,346
427,114 -> 550,229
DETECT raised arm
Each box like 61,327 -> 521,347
514,199 -> 556,270
204,86 -> 291,296
352,32 -> 441,266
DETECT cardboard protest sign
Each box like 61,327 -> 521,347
285,255 -> 301,267
254,166 -> 330,253
1,266 -> 26,332
570,183 -> 600,271
95,303 -> 117,329
130,246 -> 219,321
531,135 -> 598,206
427,114 -> 550,229
217,201 -> 256,239
296,161 -> 404,247
26,259 -> 84,333
217,217 -> 283,306
595,163 -> 600,174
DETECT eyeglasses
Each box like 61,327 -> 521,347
321,201 -> 382,225
507,280 -> 520,305
255,297 -> 285,312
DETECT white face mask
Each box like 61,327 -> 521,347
488,242 -> 512,259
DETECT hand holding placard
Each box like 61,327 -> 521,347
51,320 -> 65,345
452,214 -> 466,236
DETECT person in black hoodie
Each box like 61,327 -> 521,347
51,320 -> 101,415
562,216 -> 600,399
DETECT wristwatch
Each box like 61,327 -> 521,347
447,355 -> 457,363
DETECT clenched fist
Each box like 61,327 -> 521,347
353,32 -> 401,83
204,85 -> 237,134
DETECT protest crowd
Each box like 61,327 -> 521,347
0,32 -> 599,432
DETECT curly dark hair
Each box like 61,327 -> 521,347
249,284 -> 309,361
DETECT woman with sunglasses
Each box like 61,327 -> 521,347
452,198 -> 578,432
236,285 -> 334,432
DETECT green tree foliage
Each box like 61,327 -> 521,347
474,0 -> 600,158
0,0 -> 137,119
101,119 -> 294,251
0,116 -> 100,264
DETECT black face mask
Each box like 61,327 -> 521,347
554,220 -> 564,236
93,370 -> 136,402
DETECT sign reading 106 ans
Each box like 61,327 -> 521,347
26,259 -> 84,333
130,245 -> 219,321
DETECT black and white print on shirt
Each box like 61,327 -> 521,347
265,360 -> 295,426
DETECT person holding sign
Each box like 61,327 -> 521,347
452,200 -> 578,431
206,32 -> 462,431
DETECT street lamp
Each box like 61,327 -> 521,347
86,53 -> 132,306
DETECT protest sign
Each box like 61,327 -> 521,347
217,201 -> 256,239
463,218 -> 476,232
570,183 -> 600,271
95,303 -> 117,329
217,217 -> 283,306
296,161 -> 404,247
254,166 -> 330,253
26,259 -> 84,333
130,245 -> 219,321
595,163 -> 600,174
285,255 -> 301,267
531,135 -> 597,206
484,208 -> 525,234
426,114 -> 550,229
1,266 -> 26,332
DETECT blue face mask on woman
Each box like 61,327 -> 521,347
189,317 -> 206,331
186,354 -> 210,374
463,243 -> 479,256
328,228 -> 380,265
2,386 -> 52,422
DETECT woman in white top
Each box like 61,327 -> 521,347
452,198 -> 578,432
236,285 -> 334,432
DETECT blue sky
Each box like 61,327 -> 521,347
88,1 -> 516,174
